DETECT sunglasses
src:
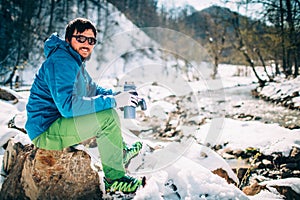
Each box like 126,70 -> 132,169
72,35 -> 97,45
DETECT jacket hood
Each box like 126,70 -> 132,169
44,33 -> 82,65
44,33 -> 65,58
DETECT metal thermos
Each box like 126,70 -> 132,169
123,82 -> 136,119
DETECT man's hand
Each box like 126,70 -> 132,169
114,91 -> 138,108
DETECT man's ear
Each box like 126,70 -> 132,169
66,38 -> 70,43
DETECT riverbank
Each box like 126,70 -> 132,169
253,76 -> 300,111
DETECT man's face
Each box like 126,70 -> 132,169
68,29 -> 96,60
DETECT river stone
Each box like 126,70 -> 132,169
290,146 -> 300,161
212,168 -> 237,185
242,181 -> 266,196
0,87 -> 18,102
0,139 -> 102,200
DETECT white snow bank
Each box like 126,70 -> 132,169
195,118 -> 300,156
262,178 -> 300,194
123,137 -> 247,199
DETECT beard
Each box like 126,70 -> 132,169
70,43 -> 92,61
84,52 -> 92,61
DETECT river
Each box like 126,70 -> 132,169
197,83 -> 300,129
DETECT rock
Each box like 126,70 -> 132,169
242,181 -> 267,196
221,152 -> 236,160
212,168 -> 237,185
232,168 -> 248,184
272,152 -> 286,168
289,146 -> 300,161
2,139 -> 24,173
232,149 -> 245,158
256,161 -> 265,169
254,81 -> 300,110
0,141 -> 32,200
272,185 -> 300,199
0,87 -> 18,102
262,159 -> 273,169
0,139 -> 102,200
281,163 -> 298,170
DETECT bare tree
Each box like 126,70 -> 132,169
235,0 -> 300,77
231,13 -> 267,86
202,9 -> 228,79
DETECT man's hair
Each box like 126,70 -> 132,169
65,18 -> 97,42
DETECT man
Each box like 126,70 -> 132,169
25,18 -> 144,194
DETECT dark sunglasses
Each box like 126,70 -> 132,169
72,35 -> 97,45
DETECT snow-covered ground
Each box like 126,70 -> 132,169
1,64 -> 300,199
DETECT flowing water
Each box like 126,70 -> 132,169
197,84 -> 300,129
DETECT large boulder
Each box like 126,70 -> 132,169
0,139 -> 102,200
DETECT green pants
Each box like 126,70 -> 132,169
32,108 -> 125,180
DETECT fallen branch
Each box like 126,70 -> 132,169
8,115 -> 27,134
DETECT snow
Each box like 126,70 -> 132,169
1,64 -> 300,199
134,155 -> 248,200
258,76 -> 300,108
195,118 -> 300,156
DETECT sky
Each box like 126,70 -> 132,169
157,0 -> 263,18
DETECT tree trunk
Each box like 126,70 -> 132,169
255,48 -> 273,81
294,50 -> 299,77
242,49 -> 266,87
285,0 -> 293,76
84,0 -> 88,17
211,56 -> 218,79
280,0 -> 288,76
274,52 -> 281,75
232,13 -> 265,86
48,0 -> 55,35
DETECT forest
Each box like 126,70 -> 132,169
0,0 -> 299,86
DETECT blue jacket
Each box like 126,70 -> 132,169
25,33 -> 116,140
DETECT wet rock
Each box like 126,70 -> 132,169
286,124 -> 300,129
186,115 -> 206,125
213,144 -> 223,151
221,152 -> 236,160
232,149 -> 245,158
289,146 -> 300,161
281,163 -> 298,170
0,87 -> 18,102
231,113 -> 260,121
281,169 -> 298,179
0,139 -> 102,200
156,112 -> 183,140
232,168 -> 248,184
272,185 -> 300,199
255,161 -> 265,169
262,159 -> 273,169
272,152 -> 286,168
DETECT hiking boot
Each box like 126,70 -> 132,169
104,175 -> 146,193
123,141 -> 143,167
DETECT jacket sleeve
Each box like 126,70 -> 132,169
46,57 -> 116,118
96,86 -> 114,95
83,69 -> 114,96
